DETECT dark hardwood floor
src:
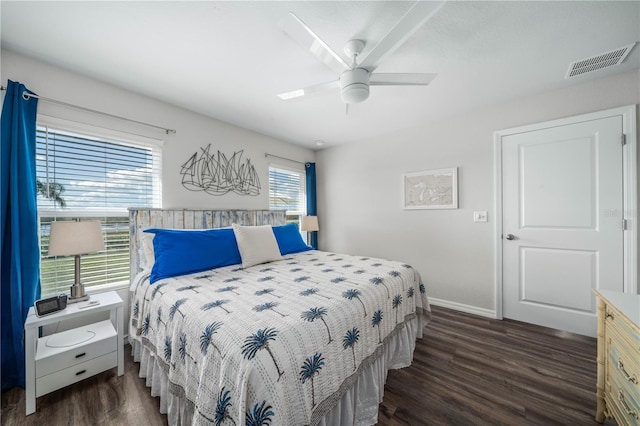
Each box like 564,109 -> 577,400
2,306 -> 611,425
1,342 -> 167,426
377,306 -> 612,426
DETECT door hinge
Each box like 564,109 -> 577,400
622,134 -> 627,146
622,219 -> 628,230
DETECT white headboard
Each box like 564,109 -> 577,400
128,208 -> 286,281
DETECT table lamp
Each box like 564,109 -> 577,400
47,220 -> 105,303
300,215 -> 319,246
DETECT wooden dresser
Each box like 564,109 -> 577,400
595,290 -> 640,425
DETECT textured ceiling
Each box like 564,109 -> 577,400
2,1 -> 639,149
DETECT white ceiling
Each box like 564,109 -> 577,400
2,1 -> 639,149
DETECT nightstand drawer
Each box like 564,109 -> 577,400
35,351 -> 117,397
35,320 -> 117,378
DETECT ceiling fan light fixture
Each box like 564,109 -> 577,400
340,68 -> 370,104
341,84 -> 369,104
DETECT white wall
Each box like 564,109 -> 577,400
316,69 -> 640,314
2,49 -> 315,334
1,50 -> 315,209
4,48 -> 638,319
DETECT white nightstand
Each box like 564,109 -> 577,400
24,291 -> 124,415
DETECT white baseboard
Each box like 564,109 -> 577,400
428,297 -> 497,319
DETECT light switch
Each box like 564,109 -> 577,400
473,211 -> 488,222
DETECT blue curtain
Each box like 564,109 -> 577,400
1,80 -> 40,391
305,162 -> 318,249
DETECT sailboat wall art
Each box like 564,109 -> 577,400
180,144 -> 261,196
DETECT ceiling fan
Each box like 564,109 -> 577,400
277,1 -> 445,108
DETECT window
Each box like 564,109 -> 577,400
37,122 -> 162,296
268,165 -> 306,226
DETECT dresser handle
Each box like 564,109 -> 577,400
605,312 -> 614,321
75,352 -> 86,359
618,359 -> 639,385
75,370 -> 87,376
618,390 -> 639,420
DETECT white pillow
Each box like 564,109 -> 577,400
141,232 -> 155,267
232,224 -> 283,268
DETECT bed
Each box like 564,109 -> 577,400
128,209 -> 430,426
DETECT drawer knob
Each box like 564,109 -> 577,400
618,390 -> 639,420
605,312 -> 615,321
618,359 -> 639,385
75,369 -> 87,376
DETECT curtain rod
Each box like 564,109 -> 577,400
265,153 -> 306,165
1,85 -> 176,135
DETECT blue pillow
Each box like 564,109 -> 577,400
145,228 -> 241,284
272,223 -> 312,255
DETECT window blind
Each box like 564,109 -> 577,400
36,125 -> 161,295
268,166 -> 306,215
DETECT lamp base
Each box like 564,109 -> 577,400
67,294 -> 90,304
68,282 -> 90,304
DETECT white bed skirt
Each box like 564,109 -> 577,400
131,314 -> 426,426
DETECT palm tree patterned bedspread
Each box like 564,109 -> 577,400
130,250 -> 430,426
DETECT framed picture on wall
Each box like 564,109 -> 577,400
403,167 -> 458,209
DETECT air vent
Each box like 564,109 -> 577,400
565,43 -> 636,78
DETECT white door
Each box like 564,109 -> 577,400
502,115 -> 624,337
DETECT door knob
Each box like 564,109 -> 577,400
505,234 -> 516,240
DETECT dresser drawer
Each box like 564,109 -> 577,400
607,329 -> 640,392
595,291 -> 640,425
606,324 -> 640,425
607,372 -> 640,425
35,320 -> 117,378
606,306 -> 640,354
35,351 -> 117,397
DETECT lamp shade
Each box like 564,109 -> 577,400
300,216 -> 319,232
48,220 -> 105,256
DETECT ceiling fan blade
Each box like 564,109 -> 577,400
282,12 -> 351,75
359,1 -> 446,72
277,80 -> 340,101
370,73 -> 437,86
